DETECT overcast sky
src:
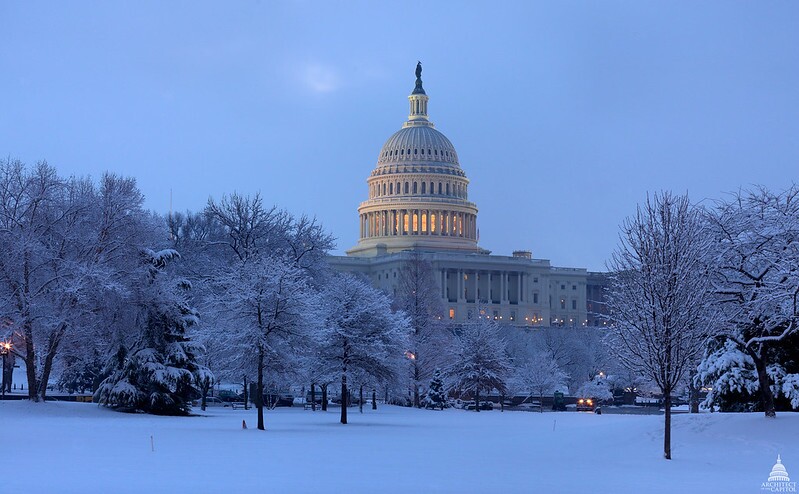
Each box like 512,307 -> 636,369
2,1 -> 797,271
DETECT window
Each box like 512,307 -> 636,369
533,277 -> 538,283
561,284 -> 565,290
449,308 -> 455,320
414,148 -> 418,155
438,183 -> 442,194
560,298 -> 566,309
572,300 -> 577,310
401,149 -> 404,155
533,293 -> 539,304
572,285 -> 577,291
421,182 -> 426,194
389,183 -> 393,194
404,182 -> 409,194
413,182 -> 418,194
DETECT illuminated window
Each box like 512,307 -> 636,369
421,213 -> 427,232
431,214 -> 436,233
412,213 -> 418,232
403,214 -> 409,234
449,308 -> 455,320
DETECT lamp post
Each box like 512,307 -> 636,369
0,342 -> 11,400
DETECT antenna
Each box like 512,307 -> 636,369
169,189 -> 174,241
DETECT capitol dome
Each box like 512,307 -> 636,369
347,63 -> 481,257
769,455 -> 791,482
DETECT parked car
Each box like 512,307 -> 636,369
194,397 -> 227,408
217,390 -> 244,402
576,398 -> 595,412
464,401 -> 494,411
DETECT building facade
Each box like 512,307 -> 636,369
329,64 -> 607,327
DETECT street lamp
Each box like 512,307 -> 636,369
0,341 -> 11,400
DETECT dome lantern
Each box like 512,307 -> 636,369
406,62 -> 432,128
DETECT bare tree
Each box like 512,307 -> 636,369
449,317 -> 512,411
393,251 -> 449,407
513,351 -> 568,412
317,273 -> 410,425
606,191 -> 713,459
704,186 -> 799,417
0,161 -> 150,401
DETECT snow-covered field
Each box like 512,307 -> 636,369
3,401 -> 796,494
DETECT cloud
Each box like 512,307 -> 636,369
299,63 -> 341,93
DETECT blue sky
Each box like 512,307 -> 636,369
2,1 -> 797,271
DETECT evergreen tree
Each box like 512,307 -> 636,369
95,248 -> 212,415
422,369 -> 447,410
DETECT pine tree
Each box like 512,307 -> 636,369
422,369 -> 447,410
95,249 -> 212,415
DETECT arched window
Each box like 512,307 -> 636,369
414,148 -> 417,155
401,149 -> 404,155
438,182 -> 442,194
421,149 -> 425,155
404,182 -> 409,194
382,183 -> 386,195
430,181 -> 434,193
389,183 -> 393,194
421,182 -> 426,194
413,182 -> 418,194
446,183 -> 450,195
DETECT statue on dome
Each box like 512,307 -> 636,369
413,61 -> 425,94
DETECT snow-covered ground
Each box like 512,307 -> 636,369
3,401 -> 796,493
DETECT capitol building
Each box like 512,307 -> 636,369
329,64 -> 606,327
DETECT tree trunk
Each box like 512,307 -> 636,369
475,388 -> 480,413
752,350 -> 777,418
413,360 -> 420,408
663,389 -> 672,460
688,370 -> 700,414
359,385 -> 364,414
243,376 -> 249,410
23,321 -> 39,402
372,390 -> 377,410
201,378 -> 209,411
500,393 -> 504,412
257,347 -> 265,430
340,374 -> 348,424
311,383 -> 316,412
321,384 -> 328,411
38,323 -> 66,401
540,391 -> 544,413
